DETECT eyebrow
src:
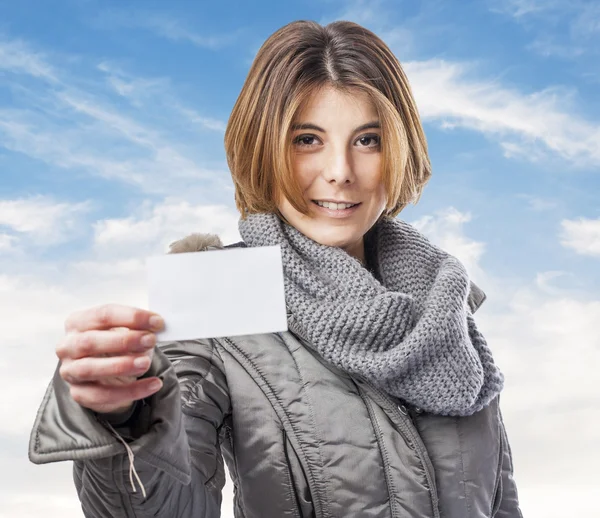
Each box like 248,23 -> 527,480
291,121 -> 381,133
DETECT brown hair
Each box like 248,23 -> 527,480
224,20 -> 431,218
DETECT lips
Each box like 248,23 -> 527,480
313,200 -> 360,210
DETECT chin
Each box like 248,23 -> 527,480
305,225 -> 362,249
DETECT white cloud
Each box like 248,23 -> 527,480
479,287 -> 600,471
518,484 -> 600,518
56,91 -> 161,147
527,37 -> 587,58
0,110 -> 230,194
0,273 -> 83,349
493,0 -> 600,34
411,207 -> 487,283
0,37 -> 232,198
93,10 -> 239,49
97,62 -> 171,105
2,494 -> 82,516
93,199 -> 241,259
0,39 -> 57,81
559,217 -> 600,257
500,140 -> 549,163
320,0 -> 382,26
71,258 -> 146,277
404,59 -> 600,167
0,196 -> 92,246
516,193 -> 559,211
171,104 -> 228,133
490,0 -> 600,59
96,62 -> 228,133
0,272 -> 88,437
571,2 -> 600,38
490,0 -> 563,18
0,455 -> 83,518
0,233 -> 17,251
534,270 -> 574,294
50,91 -> 225,185
132,15 -> 238,49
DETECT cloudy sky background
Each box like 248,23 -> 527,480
1,0 -> 599,516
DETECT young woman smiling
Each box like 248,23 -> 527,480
279,85 -> 388,264
30,20 -> 523,518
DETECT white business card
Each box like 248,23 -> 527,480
147,245 -> 288,342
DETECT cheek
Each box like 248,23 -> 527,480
362,160 -> 386,199
365,174 -> 388,215
294,160 -> 319,192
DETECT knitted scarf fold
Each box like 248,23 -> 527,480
238,212 -> 504,416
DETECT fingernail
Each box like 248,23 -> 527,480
140,333 -> 156,349
149,315 -> 164,331
150,379 -> 163,391
134,356 -> 150,369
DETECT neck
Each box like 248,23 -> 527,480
343,238 -> 366,265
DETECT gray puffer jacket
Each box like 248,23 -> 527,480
29,237 -> 523,518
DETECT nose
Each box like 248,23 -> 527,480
322,147 -> 355,185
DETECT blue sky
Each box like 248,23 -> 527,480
1,0 -> 598,285
1,1 -> 599,517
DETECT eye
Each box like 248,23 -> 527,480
355,134 -> 381,148
293,134 -> 321,147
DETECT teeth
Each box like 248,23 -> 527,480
315,201 -> 357,210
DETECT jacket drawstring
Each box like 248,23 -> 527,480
104,421 -> 147,500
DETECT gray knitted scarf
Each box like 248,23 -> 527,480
238,212 -> 504,416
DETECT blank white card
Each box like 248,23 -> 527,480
147,246 -> 288,342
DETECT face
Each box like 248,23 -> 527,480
278,86 -> 387,264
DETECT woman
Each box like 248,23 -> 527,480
29,20 -> 523,517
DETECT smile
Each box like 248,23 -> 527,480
313,200 -> 360,210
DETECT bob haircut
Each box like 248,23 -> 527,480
225,20 -> 431,219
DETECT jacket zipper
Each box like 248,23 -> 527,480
285,323 -> 440,517
282,428 -> 306,518
220,335 -> 331,518
357,388 -> 400,518
354,378 -> 441,518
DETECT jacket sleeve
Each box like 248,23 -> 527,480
495,406 -> 524,518
28,338 -> 230,517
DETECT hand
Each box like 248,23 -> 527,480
56,304 -> 165,414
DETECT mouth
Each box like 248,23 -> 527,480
312,200 -> 361,211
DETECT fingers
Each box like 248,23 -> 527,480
60,350 -> 155,383
58,305 -> 166,414
68,377 -> 163,414
65,304 -> 165,333
56,328 -> 156,360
